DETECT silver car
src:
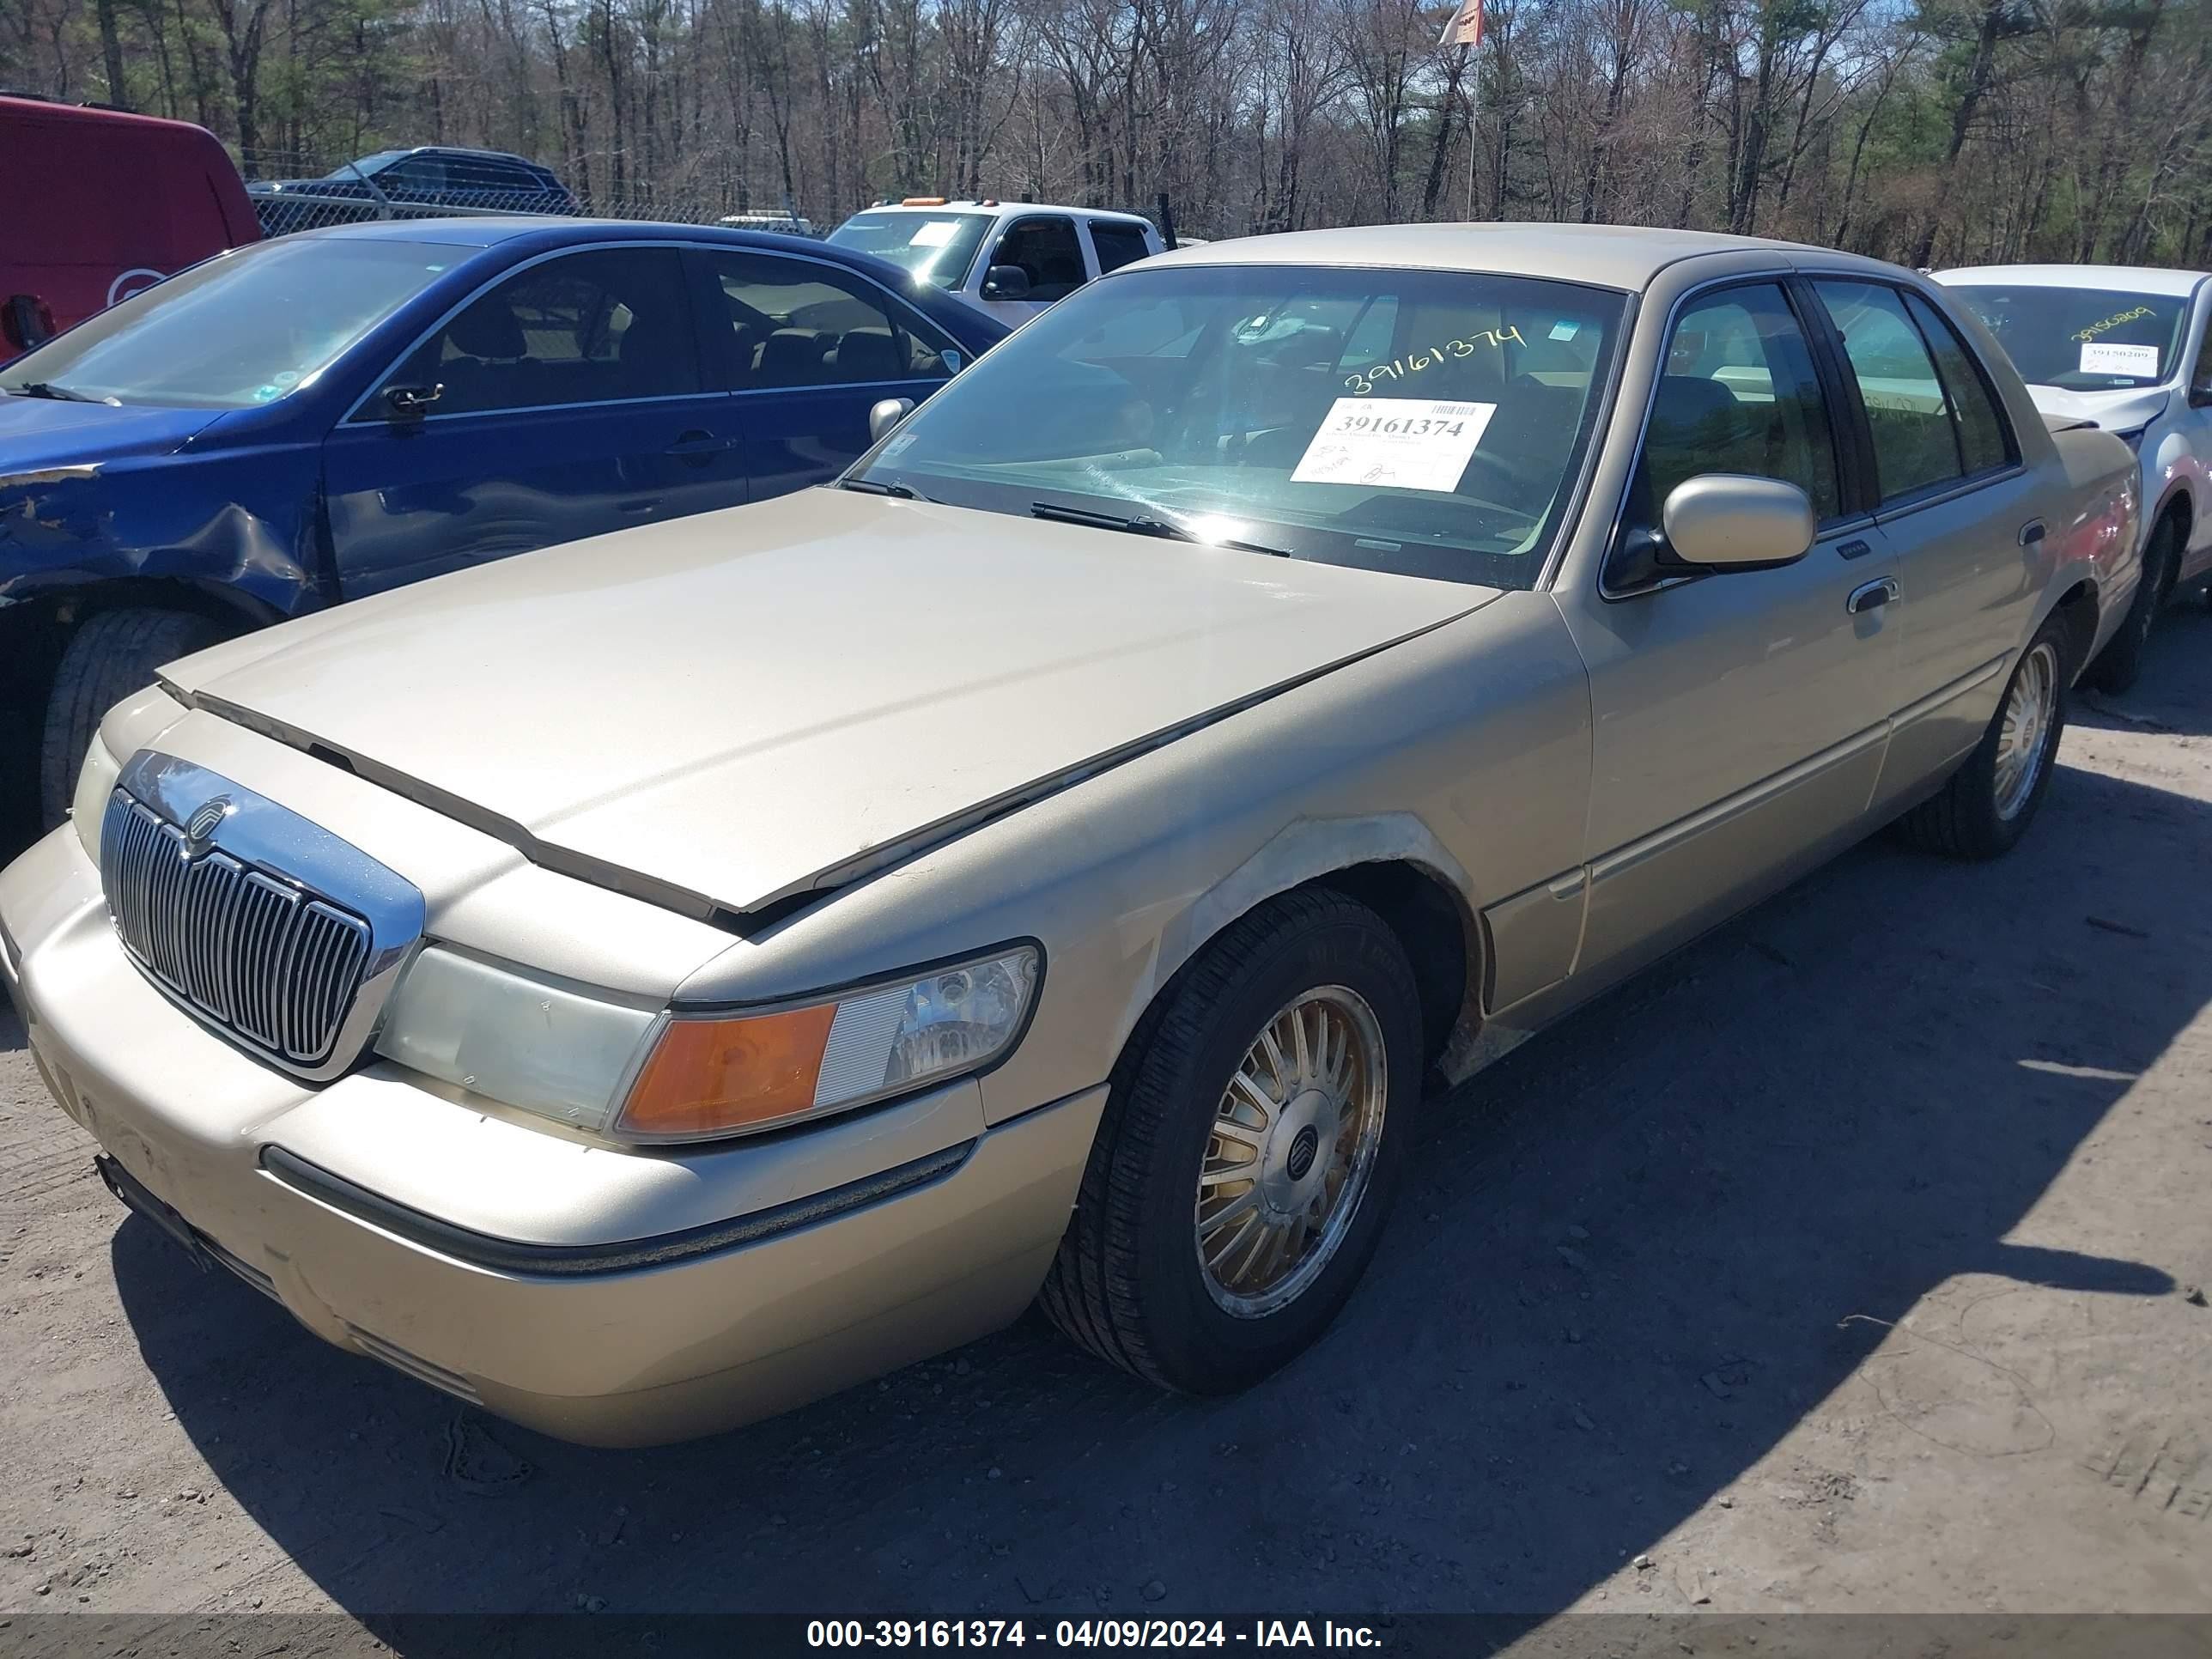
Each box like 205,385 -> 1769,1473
0,226 -> 2138,1445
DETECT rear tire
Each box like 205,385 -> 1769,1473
2087,516 -> 2179,695
1897,611 -> 2068,861
38,609 -> 229,829
1039,887 -> 1421,1395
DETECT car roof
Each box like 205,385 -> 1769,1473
851,201 -> 1154,224
282,216 -> 1010,341
0,92 -> 228,139
1934,264 -> 2210,298
1146,222 -> 1901,292
398,144 -> 543,166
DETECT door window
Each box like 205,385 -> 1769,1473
2193,306 -> 2212,398
380,155 -> 449,197
368,246 -> 699,418
1813,280 -> 1965,502
1088,220 -> 1154,275
1631,283 -> 1840,530
1903,292 -> 2014,477
698,251 -> 959,388
990,217 -> 1086,301
443,156 -> 533,196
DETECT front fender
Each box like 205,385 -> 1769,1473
0,447 -> 325,619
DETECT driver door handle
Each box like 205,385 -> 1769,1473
665,429 -> 738,460
1847,577 -> 1899,615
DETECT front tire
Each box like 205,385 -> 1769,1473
2087,515 -> 2178,695
1898,612 -> 2068,860
1039,888 -> 1421,1395
38,608 -> 230,828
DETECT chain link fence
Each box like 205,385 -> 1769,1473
238,150 -> 823,240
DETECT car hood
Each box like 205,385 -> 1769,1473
165,489 -> 1494,918
0,397 -> 222,477
2021,383 -> 2172,436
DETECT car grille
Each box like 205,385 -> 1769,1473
101,792 -> 373,1067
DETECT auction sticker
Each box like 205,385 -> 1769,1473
1291,398 -> 1497,492
2081,341 -> 2159,377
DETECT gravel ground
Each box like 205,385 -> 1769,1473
3,607 -> 2209,1644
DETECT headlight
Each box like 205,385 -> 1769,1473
374,947 -> 662,1131
614,944 -> 1041,1142
72,732 -> 121,866
374,942 -> 1041,1143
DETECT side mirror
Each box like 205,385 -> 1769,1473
868,397 -> 916,444
2189,381 -> 2212,409
981,264 -> 1033,301
1661,474 -> 1816,570
383,382 -> 443,419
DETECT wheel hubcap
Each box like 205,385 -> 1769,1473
1992,640 -> 2058,821
1194,985 -> 1388,1319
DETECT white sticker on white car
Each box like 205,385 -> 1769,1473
908,220 -> 961,247
1291,398 -> 1498,493
2080,341 -> 2160,378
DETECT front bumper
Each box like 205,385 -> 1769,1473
1,826 -> 1103,1446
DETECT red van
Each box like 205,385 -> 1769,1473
0,96 -> 258,359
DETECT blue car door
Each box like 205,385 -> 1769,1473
322,244 -> 745,599
684,246 -> 963,498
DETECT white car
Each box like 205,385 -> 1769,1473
1936,264 -> 2212,690
827,198 -> 1164,326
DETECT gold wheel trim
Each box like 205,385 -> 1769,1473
1194,984 -> 1389,1319
1993,639 -> 2059,822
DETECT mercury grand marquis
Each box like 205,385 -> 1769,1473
0,225 -> 2138,1444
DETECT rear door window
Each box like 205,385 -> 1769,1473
1904,292 -> 2014,477
1088,220 -> 1154,275
1812,279 -> 1965,503
696,250 -> 961,388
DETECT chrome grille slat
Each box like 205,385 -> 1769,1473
100,787 -> 372,1067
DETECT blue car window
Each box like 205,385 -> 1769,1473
370,246 -> 700,418
696,250 -> 959,390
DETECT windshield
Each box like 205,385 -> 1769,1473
829,211 -> 994,290
853,263 -> 1626,589
0,240 -> 446,410
1948,283 -> 2188,390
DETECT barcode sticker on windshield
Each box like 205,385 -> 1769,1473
2081,342 -> 2159,377
1291,398 -> 1498,492
908,220 -> 961,247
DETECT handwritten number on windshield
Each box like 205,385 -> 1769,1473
1346,324 -> 1527,396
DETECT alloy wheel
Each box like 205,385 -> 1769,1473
1194,985 -> 1389,1319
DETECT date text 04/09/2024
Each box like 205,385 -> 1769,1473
805,1620 -> 1384,1649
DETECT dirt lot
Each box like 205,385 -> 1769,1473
3,611 -> 2210,1647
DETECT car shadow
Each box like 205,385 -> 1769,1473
2072,604 -> 2212,739
106,745 -> 2209,1633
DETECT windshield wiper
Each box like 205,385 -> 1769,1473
1030,500 -> 1289,557
5,381 -> 98,403
837,477 -> 921,499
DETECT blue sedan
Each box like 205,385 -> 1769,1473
0,219 -> 1007,828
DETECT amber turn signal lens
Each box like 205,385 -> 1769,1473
617,1004 -> 838,1139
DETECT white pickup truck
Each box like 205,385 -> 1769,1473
826,198 -> 1165,326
